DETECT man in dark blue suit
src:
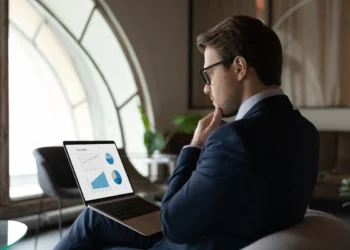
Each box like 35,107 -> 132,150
55,15 -> 319,250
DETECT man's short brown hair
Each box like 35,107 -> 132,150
197,15 -> 283,86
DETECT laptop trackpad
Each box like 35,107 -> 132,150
124,211 -> 161,236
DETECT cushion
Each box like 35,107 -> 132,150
242,210 -> 350,250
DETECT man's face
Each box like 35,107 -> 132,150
203,47 -> 243,118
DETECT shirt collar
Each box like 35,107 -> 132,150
235,88 -> 284,121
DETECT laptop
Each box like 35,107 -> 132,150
63,141 -> 161,236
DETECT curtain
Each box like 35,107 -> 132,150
272,0 -> 350,107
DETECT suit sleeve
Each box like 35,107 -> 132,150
160,128 -> 248,244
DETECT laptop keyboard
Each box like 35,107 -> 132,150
95,197 -> 160,221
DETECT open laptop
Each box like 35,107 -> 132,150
63,141 -> 161,236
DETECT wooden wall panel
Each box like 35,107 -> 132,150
0,0 -> 9,205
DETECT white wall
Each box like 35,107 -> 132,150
299,109 -> 350,131
105,0 -> 188,133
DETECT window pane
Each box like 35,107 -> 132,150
39,0 -> 94,39
120,96 -> 145,154
73,102 -> 94,140
10,175 -> 43,199
78,53 -> 124,147
120,96 -> 147,176
9,25 -> 77,198
36,24 -> 86,105
9,0 -> 42,39
49,23 -> 124,148
82,11 -> 138,107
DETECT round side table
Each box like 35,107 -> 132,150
142,154 -> 177,183
0,220 -> 27,249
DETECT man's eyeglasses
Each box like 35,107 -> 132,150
200,59 -> 233,85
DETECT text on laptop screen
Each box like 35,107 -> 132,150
65,144 -> 133,201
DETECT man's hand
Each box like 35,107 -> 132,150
190,107 -> 226,148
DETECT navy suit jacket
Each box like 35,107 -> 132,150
152,95 -> 319,250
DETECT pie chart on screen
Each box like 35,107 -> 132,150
111,170 -> 122,185
105,153 -> 114,165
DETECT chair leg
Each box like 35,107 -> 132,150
34,196 -> 44,250
58,198 -> 63,239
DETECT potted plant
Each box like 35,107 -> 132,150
339,177 -> 350,208
138,106 -> 202,156
138,106 -> 166,156
172,113 -> 202,134
166,113 -> 202,154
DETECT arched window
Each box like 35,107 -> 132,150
9,0 -> 150,199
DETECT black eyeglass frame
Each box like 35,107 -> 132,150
199,59 -> 234,85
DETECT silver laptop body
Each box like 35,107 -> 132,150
63,141 -> 161,236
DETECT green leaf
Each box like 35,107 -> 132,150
144,131 -> 154,153
341,179 -> 350,186
339,192 -> 350,197
138,105 -> 150,131
151,133 -> 166,152
143,131 -> 165,155
173,113 -> 202,134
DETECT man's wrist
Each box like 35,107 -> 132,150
189,140 -> 203,148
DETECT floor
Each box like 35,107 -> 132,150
10,199 -> 350,250
11,225 -> 70,250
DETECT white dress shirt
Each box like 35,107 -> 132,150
235,88 -> 284,120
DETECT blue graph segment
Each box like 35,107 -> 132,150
105,153 -> 114,165
91,172 -> 109,189
111,170 -> 122,185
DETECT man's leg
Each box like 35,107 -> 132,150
54,208 -> 163,250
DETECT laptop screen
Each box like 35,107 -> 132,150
65,143 -> 134,201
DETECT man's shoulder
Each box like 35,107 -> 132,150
209,116 -> 259,139
207,121 -> 242,144
208,109 -> 318,144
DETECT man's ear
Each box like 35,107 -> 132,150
233,56 -> 247,81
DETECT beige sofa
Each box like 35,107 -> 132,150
242,209 -> 350,250
116,210 -> 350,250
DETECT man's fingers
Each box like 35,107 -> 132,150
199,112 -> 214,126
209,107 -> 222,128
204,112 -> 214,120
